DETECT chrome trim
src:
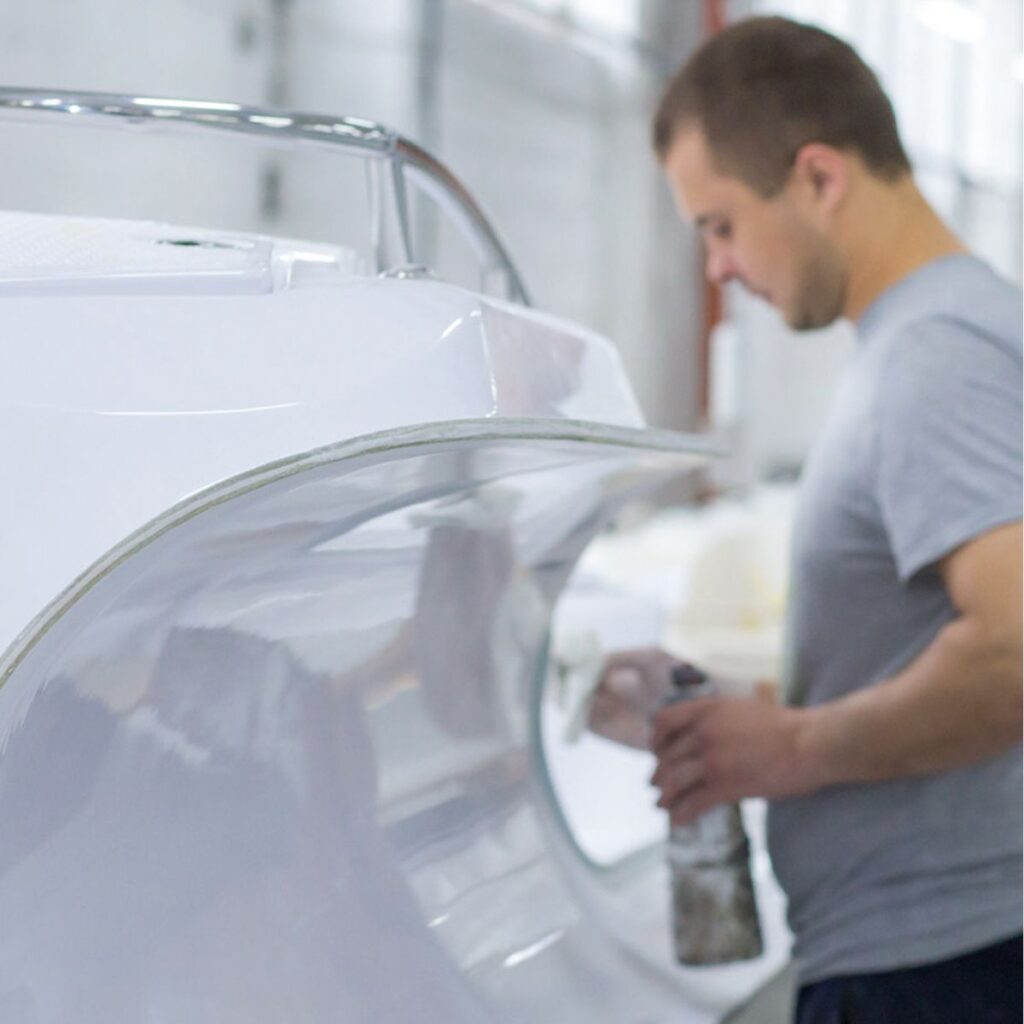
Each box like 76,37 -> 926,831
377,264 -> 437,281
0,87 -> 530,304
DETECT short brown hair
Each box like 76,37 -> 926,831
653,16 -> 911,196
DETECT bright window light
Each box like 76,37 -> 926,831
566,0 -> 640,37
915,0 -> 986,45
508,0 -> 641,39
132,98 -> 241,112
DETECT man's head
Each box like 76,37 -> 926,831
654,17 -> 912,330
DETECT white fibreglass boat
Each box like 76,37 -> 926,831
0,89 -> 785,1022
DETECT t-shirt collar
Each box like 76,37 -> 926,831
856,252 -> 980,340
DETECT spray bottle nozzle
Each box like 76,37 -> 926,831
670,663 -> 709,691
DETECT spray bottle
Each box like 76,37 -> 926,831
664,663 -> 763,965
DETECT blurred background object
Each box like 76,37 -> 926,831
3,0 -> 1018,485
713,0 -> 1023,487
0,0 -> 701,436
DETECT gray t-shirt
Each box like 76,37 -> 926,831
767,253 -> 1023,985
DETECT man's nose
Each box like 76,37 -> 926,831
705,246 -> 737,286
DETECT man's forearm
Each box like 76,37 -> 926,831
797,613 -> 1023,788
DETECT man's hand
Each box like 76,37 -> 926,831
587,647 -> 681,750
649,522 -> 1023,825
649,693 -> 819,825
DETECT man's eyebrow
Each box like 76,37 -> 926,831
694,212 -> 723,230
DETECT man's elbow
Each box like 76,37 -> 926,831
940,614 -> 1023,749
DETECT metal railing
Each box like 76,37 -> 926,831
0,87 -> 530,304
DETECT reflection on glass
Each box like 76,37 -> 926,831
0,429 -> 735,1022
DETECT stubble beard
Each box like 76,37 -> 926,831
785,235 -> 847,332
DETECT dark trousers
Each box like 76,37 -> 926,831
796,934 -> 1022,1024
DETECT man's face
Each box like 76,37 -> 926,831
663,127 -> 846,331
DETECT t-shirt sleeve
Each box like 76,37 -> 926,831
875,316 -> 1023,582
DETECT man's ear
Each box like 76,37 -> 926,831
791,143 -> 849,219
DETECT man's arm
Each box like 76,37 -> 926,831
651,521 -> 1023,825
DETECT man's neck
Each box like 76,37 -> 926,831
841,175 -> 966,322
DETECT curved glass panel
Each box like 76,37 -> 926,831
540,580 -> 670,870
0,422 -> 782,1020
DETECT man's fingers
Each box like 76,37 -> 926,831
653,756 -> 704,808
650,731 -> 702,785
602,665 -> 645,697
588,688 -> 618,718
587,688 -> 650,749
589,688 -> 640,728
600,647 -> 668,670
650,699 -> 708,753
598,648 -> 678,694
666,784 -> 719,827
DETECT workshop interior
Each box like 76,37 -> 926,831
0,1 -> 1020,1021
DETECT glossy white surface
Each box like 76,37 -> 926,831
0,424 -> 728,1022
1,211 -> 642,655
1,211 -> 780,1021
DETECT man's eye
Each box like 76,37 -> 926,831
713,222 -> 732,240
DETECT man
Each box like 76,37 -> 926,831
589,16 -> 1023,1024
